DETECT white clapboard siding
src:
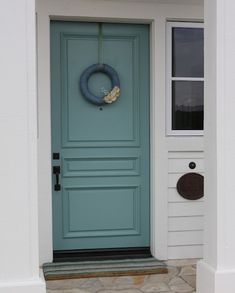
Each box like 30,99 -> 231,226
168,158 -> 204,173
168,202 -> 204,217
167,151 -> 204,259
168,152 -> 204,159
168,230 -> 203,246
168,216 -> 204,232
168,245 -> 203,259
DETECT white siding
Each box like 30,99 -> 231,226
168,245 -> 203,259
169,202 -> 204,217
169,216 -> 204,231
167,151 -> 204,259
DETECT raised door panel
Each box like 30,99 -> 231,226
61,32 -> 140,148
62,185 -> 140,238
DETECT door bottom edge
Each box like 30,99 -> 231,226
53,247 -> 151,262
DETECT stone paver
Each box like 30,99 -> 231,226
179,266 -> 196,276
141,282 -> 171,292
97,290 -> 142,293
46,259 -> 198,293
63,288 -> 91,293
181,275 -> 196,289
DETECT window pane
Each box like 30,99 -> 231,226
172,81 -> 204,130
172,27 -> 204,77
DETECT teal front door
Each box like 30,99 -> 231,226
51,21 -> 150,251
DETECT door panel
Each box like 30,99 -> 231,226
51,21 -> 150,251
61,30 -> 140,147
63,186 -> 140,237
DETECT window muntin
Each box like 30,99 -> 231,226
167,22 -> 204,135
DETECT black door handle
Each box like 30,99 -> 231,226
53,166 -> 61,191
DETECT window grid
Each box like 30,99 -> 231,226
166,21 -> 204,136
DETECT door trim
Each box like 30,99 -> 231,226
37,13 -> 167,265
36,0 -> 200,264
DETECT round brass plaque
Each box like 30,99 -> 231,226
176,173 -> 204,200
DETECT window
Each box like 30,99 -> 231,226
166,22 -> 204,135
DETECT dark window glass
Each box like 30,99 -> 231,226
172,81 -> 204,130
172,27 -> 204,77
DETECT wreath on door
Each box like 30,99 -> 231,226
80,63 -> 120,106
79,23 -> 121,106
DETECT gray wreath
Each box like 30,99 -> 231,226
79,63 -> 120,106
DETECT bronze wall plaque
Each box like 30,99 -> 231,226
176,173 -> 204,200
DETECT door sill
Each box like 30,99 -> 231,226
53,247 -> 151,262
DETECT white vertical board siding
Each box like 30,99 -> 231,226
168,151 -> 204,259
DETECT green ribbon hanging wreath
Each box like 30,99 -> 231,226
79,23 -> 121,106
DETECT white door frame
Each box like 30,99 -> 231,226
36,0 -> 203,264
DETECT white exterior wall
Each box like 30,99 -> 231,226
167,151 -> 204,259
36,0 -> 204,264
0,0 -> 46,292
197,0 -> 235,292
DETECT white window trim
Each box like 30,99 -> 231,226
166,21 -> 204,136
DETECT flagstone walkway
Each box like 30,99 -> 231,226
46,259 -> 197,293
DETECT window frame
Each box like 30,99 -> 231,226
166,21 -> 204,136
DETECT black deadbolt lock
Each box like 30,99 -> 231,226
53,153 -> 60,160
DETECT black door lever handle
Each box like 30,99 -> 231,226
53,166 -> 61,191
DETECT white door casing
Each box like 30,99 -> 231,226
36,0 -> 204,264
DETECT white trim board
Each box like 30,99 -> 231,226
36,0 -> 204,264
